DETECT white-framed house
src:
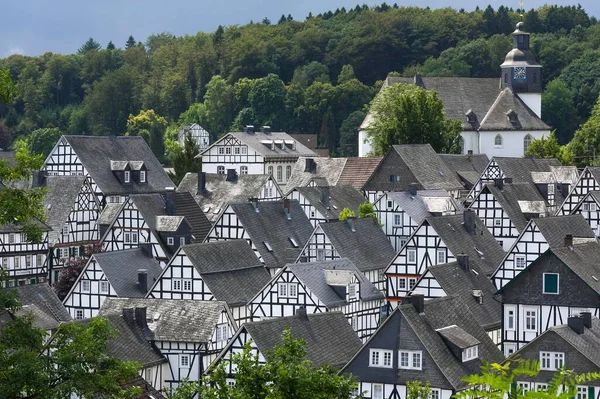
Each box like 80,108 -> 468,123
147,240 -> 271,325
285,157 -> 347,192
0,221 -> 50,287
296,217 -> 396,292
63,246 -> 162,319
374,188 -> 461,251
100,298 -> 237,391
177,123 -> 210,152
249,258 -> 385,341
204,199 -> 313,276
491,214 -> 595,290
198,126 -> 316,188
570,191 -> 600,237
558,166 -> 600,216
385,211 -> 505,304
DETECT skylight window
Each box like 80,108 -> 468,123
289,237 -> 299,248
203,206 -> 211,213
213,207 -> 220,214
264,241 -> 273,252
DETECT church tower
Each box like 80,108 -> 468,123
500,21 -> 542,117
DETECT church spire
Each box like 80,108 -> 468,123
500,21 -> 542,94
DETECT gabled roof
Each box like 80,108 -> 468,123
285,157 -> 347,192
426,213 -> 506,275
128,194 -> 167,231
285,259 -> 384,308
201,131 -> 316,159
336,157 -> 383,190
243,311 -> 362,368
551,242 -> 600,295
177,173 -> 279,223
96,376 -> 166,399
390,144 -> 463,191
14,283 -> 71,323
43,176 -> 90,245
98,203 -> 122,226
99,298 -> 228,342
178,240 -> 270,307
439,153 -> 490,188
293,185 -> 366,220
478,88 -> 549,131
387,190 -> 462,226
61,136 -> 174,196
436,325 -> 480,349
15,304 -> 62,330
483,182 -> 546,231
173,192 -> 211,241
491,157 -> 562,184
155,215 -> 185,232
318,218 -> 396,272
93,248 -> 163,297
228,200 -> 313,270
0,218 -> 51,233
533,214 -> 595,249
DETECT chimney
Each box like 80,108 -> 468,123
320,186 -> 331,209
564,234 -> 573,248
408,183 -> 418,196
226,168 -> 238,182
304,158 -> 316,173
581,311 -> 592,328
139,242 -> 153,257
133,307 -> 152,340
347,216 -> 356,232
165,187 -> 176,216
32,170 -> 47,188
261,126 -> 271,134
494,178 -> 504,190
283,198 -> 292,220
463,209 -> 477,236
568,315 -> 585,335
405,294 -> 425,314
197,172 -> 206,194
296,306 -> 308,320
245,125 -> 254,134
467,150 -> 473,156
456,253 -> 469,271
249,197 -> 259,213
137,269 -> 148,293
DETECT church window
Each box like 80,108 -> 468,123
494,134 -> 503,147
524,134 -> 533,153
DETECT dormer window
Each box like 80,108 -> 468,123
124,171 -> 130,183
465,109 -> 476,124
462,345 -> 479,362
348,283 -> 359,300
506,109 -> 518,124
140,170 -> 146,183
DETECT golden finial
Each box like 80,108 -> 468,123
519,0 -> 524,21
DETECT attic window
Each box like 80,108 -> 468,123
213,207 -> 220,214
465,109 -> 476,123
124,171 -> 131,183
462,345 -> 479,362
140,170 -> 146,183
289,237 -> 299,248
264,241 -> 273,252
203,206 -> 211,213
506,109 -> 518,123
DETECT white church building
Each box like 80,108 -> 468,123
359,22 -> 550,158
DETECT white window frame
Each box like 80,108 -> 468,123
217,165 -> 225,174
14,256 -> 20,269
372,383 -> 383,399
276,166 -> 283,182
430,389 -> 441,399
348,283 -> 358,300
240,166 -> 248,175
398,278 -> 406,290
8,233 -> 14,244
267,166 -> 273,176
393,214 -> 401,226
286,165 -> 292,180
75,309 -> 84,320
179,354 -> 190,368
316,249 -> 325,261
140,170 -> 146,182
225,146 -> 232,155
81,280 -> 91,293
576,385 -> 588,399
398,350 -> 422,370
218,147 -> 225,155
124,232 -> 131,244
278,282 -> 298,298
462,345 -> 479,362
100,281 -> 109,294
167,237 -> 174,246
26,255 -> 31,268
407,249 -> 416,263
505,305 -> 516,331
180,237 -> 186,246
409,278 -> 417,289
369,349 -> 393,368
517,381 -> 530,393
524,307 -> 537,332
216,323 -> 228,342
387,200 -> 393,209
124,170 -> 130,183
234,146 -> 241,155
436,249 -> 446,264
183,279 -> 192,292
241,146 -> 247,155
515,255 -> 526,269
542,273 -> 560,294
494,218 -> 502,227
172,279 -> 182,291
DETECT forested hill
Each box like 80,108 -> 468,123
0,3 -> 598,157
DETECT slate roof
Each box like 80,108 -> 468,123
93,249 -> 163,297
318,218 -> 396,272
43,176 -> 88,245
336,157 -> 383,190
128,194 -> 167,231
294,185 -> 366,221
551,242 -> 600,295
177,173 -> 279,223
96,376 -> 166,399
243,311 -> 362,368
228,200 -> 313,270
533,214 -> 595,248
174,192 -> 211,241
200,131 -> 316,159
387,190 -> 462,226
0,218 -> 51,233
436,325 -> 480,349
285,157 -> 347,193
484,182 -> 546,231
547,317 -> 600,368
285,259 -> 384,308
439,153 -> 490,188
425,213 -> 506,276
178,240 -> 271,306
14,283 -> 71,323
491,157 -> 562,184
98,203 -> 122,226
15,304 -> 62,330
155,215 -> 185,232
100,298 -> 228,342
422,259 -> 501,331
478,88 -> 550,131
62,136 -> 174,196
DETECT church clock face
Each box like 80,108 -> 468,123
513,66 -> 527,80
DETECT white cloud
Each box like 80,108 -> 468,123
5,46 -> 25,56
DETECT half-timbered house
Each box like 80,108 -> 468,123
42,175 -> 101,283
498,241 -> 600,355
374,188 -> 461,250
363,144 -> 464,202
199,126 -> 316,187
491,214 -> 595,290
211,310 -> 362,381
99,297 -> 237,390
410,255 -> 502,344
570,190 -> 600,237
249,258 -> 385,341
43,135 -> 174,207
10,283 -> 71,332
176,171 -> 282,223
506,313 -> 600,396
177,123 -> 210,152
297,217 -> 396,292
285,157 -> 347,193
288,184 -> 366,227
468,180 -> 547,251
438,153 -> 490,192
558,166 -> 600,216
205,199 -> 313,276
148,240 -> 271,325
385,211 -> 505,304
340,295 -> 504,399
0,220 -> 50,287
63,246 -> 162,319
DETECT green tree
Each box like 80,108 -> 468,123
542,79 -> 578,144
568,93 -> 600,167
337,64 -> 356,84
28,127 -> 63,158
77,37 -> 102,54
248,74 -> 286,128
126,109 -> 168,159
106,41 -> 116,50
125,35 -> 136,49
525,132 -> 574,165
203,75 -> 235,138
366,83 -> 462,155
338,207 -> 356,221
406,381 -> 432,399
339,110 -> 366,157
292,62 -> 330,88
358,201 -> 377,220
167,132 -> 202,186
0,69 -> 16,105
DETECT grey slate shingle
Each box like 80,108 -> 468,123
14,283 -> 71,322
388,190 -> 462,226
484,182 -> 546,232
294,185 -> 367,220
551,242 -> 600,295
436,325 -> 481,349
43,176 -> 88,245
534,214 -> 595,249
286,157 -> 347,193
478,88 -> 550,131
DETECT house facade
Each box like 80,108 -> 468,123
0,224 -> 49,287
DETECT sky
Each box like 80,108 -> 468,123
2,0 -> 599,57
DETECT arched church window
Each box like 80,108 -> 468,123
495,134 -> 503,147
523,134 -> 533,153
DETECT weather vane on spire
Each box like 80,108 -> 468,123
519,0 -> 524,21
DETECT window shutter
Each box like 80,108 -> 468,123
589,386 -> 594,399
79,246 -> 85,257
510,382 -> 517,394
